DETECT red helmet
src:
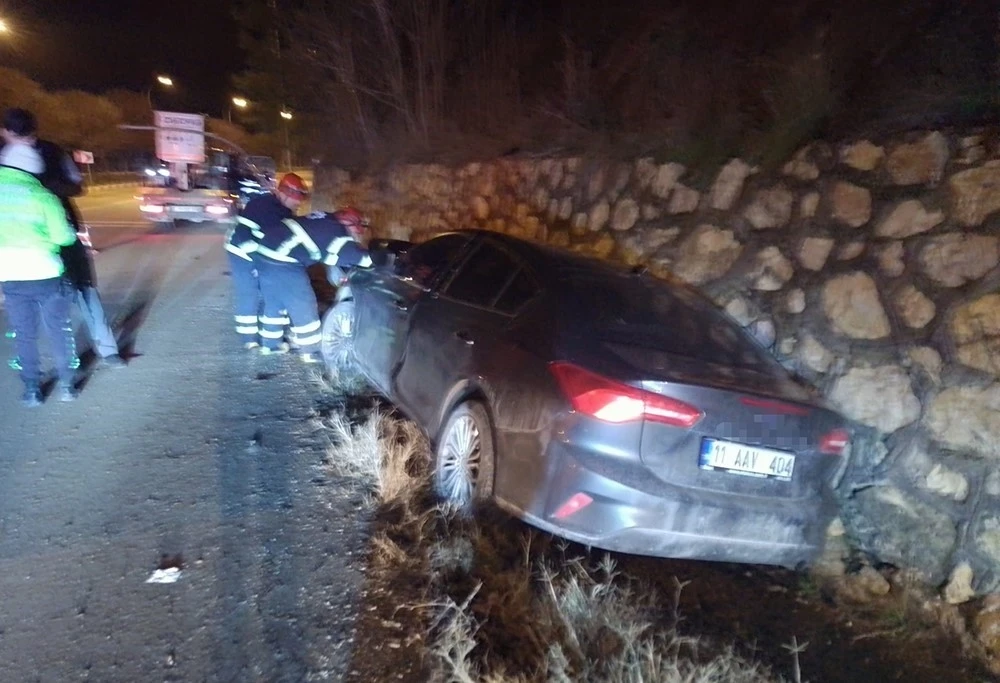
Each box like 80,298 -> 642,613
277,173 -> 309,198
334,206 -> 369,235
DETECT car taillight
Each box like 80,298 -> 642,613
549,362 -> 703,428
819,428 -> 850,456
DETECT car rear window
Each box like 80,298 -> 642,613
562,271 -> 775,371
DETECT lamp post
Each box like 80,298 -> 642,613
147,75 -> 174,110
280,109 -> 293,170
228,96 -> 248,124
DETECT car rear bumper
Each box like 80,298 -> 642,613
505,444 -> 837,569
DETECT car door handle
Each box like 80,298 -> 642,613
454,330 -> 475,345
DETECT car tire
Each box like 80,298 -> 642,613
320,298 -> 366,392
434,401 -> 496,514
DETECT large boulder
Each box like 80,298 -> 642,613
823,272 -> 891,340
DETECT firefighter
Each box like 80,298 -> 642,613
254,207 -> 373,363
224,172 -> 309,349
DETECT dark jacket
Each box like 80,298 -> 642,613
33,140 -> 92,288
255,213 -> 372,269
225,193 -> 293,261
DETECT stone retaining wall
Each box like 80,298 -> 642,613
313,128 -> 1000,603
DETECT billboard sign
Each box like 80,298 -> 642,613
153,111 -> 205,163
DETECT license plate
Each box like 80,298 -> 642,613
699,438 -> 795,480
172,205 -> 201,213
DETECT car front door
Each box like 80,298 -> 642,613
352,233 -> 474,396
393,240 -> 532,433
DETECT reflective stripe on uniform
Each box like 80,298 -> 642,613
260,315 -> 290,325
235,315 -> 257,324
293,332 -> 322,346
322,236 -> 353,266
238,215 -> 264,239
255,245 -> 298,263
289,320 -> 321,335
259,328 -> 285,339
283,219 -> 322,262
235,325 -> 258,335
224,242 -> 253,260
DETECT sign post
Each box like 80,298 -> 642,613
72,150 -> 95,184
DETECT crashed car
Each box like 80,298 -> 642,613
321,229 -> 850,568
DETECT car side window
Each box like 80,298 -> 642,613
443,243 -> 519,309
494,268 -> 539,314
397,234 -> 470,289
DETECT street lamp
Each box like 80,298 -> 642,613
280,110 -> 293,170
147,74 -> 175,110
0,19 -> 10,34
228,96 -> 248,123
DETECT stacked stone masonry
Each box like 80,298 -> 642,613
314,128 -> 1000,602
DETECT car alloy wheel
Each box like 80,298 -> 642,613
435,401 -> 495,512
320,298 -> 365,391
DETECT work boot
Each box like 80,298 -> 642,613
259,343 -> 290,356
21,383 -> 43,408
243,341 -> 260,351
56,380 -> 78,402
100,354 -> 127,369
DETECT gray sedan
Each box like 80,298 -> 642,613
322,229 -> 850,569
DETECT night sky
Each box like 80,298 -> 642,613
2,0 -> 242,116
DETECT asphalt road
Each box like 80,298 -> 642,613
0,219 -> 370,681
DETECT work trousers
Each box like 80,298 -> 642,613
1,277 -> 76,386
256,258 -> 321,353
228,252 -> 264,345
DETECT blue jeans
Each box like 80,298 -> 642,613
1,277 -> 76,385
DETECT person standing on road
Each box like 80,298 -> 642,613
224,172 -> 309,350
0,141 -> 79,405
254,208 -> 373,363
1,108 -> 126,370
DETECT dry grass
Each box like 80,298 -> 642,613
320,406 -> 791,683
324,409 -> 430,506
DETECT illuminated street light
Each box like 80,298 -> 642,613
280,110 -> 293,120
0,19 -> 10,33
228,96 -> 249,123
147,75 -> 175,109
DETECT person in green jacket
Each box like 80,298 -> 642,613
0,141 -> 79,406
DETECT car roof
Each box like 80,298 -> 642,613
451,228 -> 632,285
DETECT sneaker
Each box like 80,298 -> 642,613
259,343 -> 290,356
100,354 -> 127,369
56,381 -> 78,402
299,352 -> 321,364
243,341 -> 260,351
21,385 -> 42,408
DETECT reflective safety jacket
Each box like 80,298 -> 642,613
225,193 -> 292,261
255,212 -> 373,269
0,167 -> 77,282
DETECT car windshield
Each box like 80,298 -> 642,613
562,270 -> 776,371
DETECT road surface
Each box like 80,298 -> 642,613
0,218 -> 372,681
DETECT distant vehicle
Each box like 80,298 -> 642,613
321,230 -> 851,569
136,150 -> 273,224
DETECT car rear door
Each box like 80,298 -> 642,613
393,240 -> 539,433
352,233 -> 474,395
